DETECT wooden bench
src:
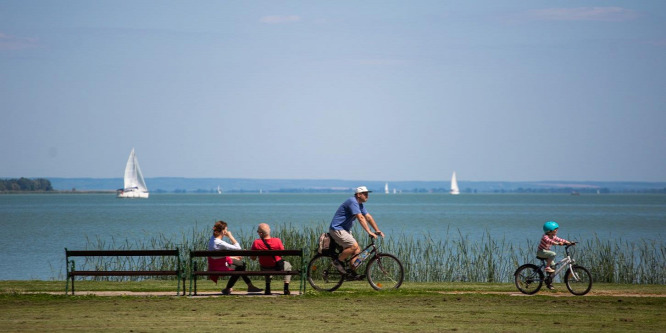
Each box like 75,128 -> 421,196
188,249 -> 306,296
65,248 -> 185,295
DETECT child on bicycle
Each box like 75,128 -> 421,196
537,221 -> 571,274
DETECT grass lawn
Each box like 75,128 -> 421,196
1,280 -> 665,332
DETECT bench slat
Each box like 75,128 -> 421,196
67,250 -> 179,257
70,270 -> 179,276
192,270 -> 298,276
190,250 -> 302,257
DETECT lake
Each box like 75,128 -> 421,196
1,193 -> 665,280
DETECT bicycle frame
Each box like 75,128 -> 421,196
352,238 -> 380,267
545,256 -> 572,277
541,244 -> 577,279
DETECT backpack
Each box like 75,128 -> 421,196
318,232 -> 331,254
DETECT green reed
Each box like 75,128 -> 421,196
81,222 -> 665,284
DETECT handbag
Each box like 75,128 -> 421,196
261,238 -> 285,270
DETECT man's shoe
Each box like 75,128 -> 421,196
546,284 -> 555,290
222,288 -> 232,295
332,259 -> 346,274
247,285 -> 264,293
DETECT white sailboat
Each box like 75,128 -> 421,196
450,171 -> 460,195
217,186 -> 222,194
385,182 -> 389,194
117,148 -> 149,198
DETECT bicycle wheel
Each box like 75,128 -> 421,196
307,254 -> 344,292
366,253 -> 404,290
564,265 -> 592,296
514,264 -> 543,295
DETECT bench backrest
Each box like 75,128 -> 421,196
189,249 -> 303,258
65,248 -> 182,273
66,249 -> 180,258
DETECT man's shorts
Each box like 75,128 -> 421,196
329,229 -> 356,248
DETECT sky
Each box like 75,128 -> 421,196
1,1 -> 665,182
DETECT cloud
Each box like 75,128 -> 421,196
0,32 -> 39,51
526,7 -> 639,22
260,15 -> 301,24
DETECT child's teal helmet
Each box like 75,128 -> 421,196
543,221 -> 559,233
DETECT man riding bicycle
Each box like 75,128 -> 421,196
329,186 -> 385,276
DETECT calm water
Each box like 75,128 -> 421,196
1,193 -> 665,280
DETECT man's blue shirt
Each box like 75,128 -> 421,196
329,196 -> 368,232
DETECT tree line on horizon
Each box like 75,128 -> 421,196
0,178 -> 53,192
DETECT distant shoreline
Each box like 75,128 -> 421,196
3,177 -> 665,194
0,190 -> 116,194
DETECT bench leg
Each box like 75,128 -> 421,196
264,276 -> 272,295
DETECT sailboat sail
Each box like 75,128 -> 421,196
385,182 -> 389,194
117,148 -> 149,198
450,172 -> 460,195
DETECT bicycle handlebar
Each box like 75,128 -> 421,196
368,232 -> 383,243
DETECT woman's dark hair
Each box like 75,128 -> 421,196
213,220 -> 228,237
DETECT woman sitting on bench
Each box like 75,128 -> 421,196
208,220 -> 263,295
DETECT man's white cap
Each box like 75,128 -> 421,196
355,186 -> 372,194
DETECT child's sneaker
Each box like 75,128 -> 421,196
546,284 -> 555,290
545,267 -> 555,273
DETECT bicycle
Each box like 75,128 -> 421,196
514,243 -> 592,296
307,233 -> 404,292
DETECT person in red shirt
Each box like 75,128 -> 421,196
251,223 -> 292,295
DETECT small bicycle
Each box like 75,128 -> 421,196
514,243 -> 592,296
307,233 -> 404,292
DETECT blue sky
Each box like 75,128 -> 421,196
1,1 -> 665,182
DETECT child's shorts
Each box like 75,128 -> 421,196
537,249 -> 556,260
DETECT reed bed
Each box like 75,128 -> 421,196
82,223 -> 666,284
